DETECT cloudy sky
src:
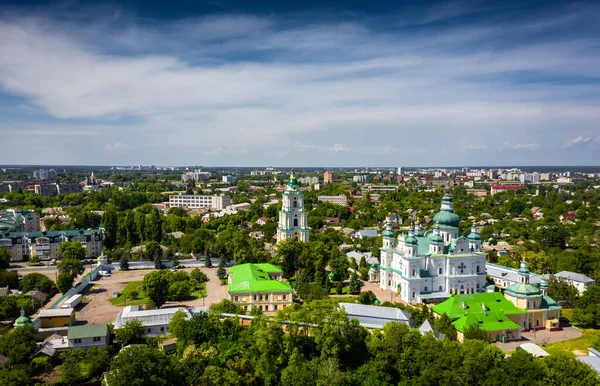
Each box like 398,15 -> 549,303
0,0 -> 599,167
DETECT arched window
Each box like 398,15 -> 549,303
293,201 -> 297,208
293,218 -> 298,226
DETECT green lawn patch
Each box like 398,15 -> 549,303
109,281 -> 149,306
544,329 -> 600,358
329,285 -> 350,294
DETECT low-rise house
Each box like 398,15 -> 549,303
25,290 -> 48,304
554,271 -> 595,294
114,306 -> 192,336
355,229 -> 379,239
346,251 -> 378,267
67,324 -> 110,349
228,264 -> 293,312
39,308 -> 75,328
255,217 -> 269,225
339,302 -> 411,330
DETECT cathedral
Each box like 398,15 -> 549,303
379,193 -> 487,304
276,171 -> 309,243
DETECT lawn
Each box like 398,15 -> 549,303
544,329 -> 600,357
109,281 -> 149,306
109,281 -> 207,306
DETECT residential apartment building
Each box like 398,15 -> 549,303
33,169 -> 57,180
353,175 -> 369,183
181,169 -> 211,181
169,194 -> 231,210
323,171 -> 334,184
228,264 -> 293,312
0,229 -> 104,261
298,176 -> 319,185
0,209 -> 40,232
222,175 -> 236,184
34,183 -> 82,197
318,195 -> 348,206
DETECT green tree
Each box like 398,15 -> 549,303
0,248 -> 11,269
359,290 -> 377,305
57,258 -> 84,277
209,299 -> 244,315
56,272 -> 75,294
433,313 -> 457,340
572,285 -> 600,328
217,259 -> 227,280
106,345 -> 176,385
145,208 -> 163,242
59,241 -> 86,260
0,325 -> 37,364
348,271 -> 361,295
0,270 -> 19,289
144,241 -> 163,269
205,256 -> 213,268
189,268 -> 208,288
103,207 -> 119,250
329,253 -> 349,281
19,272 -> 56,294
0,366 -> 31,385
168,309 -> 187,338
548,276 -> 578,304
114,319 -> 145,346
141,270 -> 171,308
60,350 -> 84,385
463,323 -> 489,342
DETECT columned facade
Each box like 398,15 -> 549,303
276,171 -> 309,243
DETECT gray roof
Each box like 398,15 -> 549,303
578,356 -> 600,374
358,230 -> 379,238
554,271 -> 595,284
486,263 -> 542,285
115,306 -> 191,328
340,303 -> 411,329
346,251 -> 378,266
518,343 -> 550,357
419,319 -> 445,339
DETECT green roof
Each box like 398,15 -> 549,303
286,171 -> 299,187
68,324 -> 109,339
433,292 -> 526,333
228,264 -> 292,293
504,283 -> 540,297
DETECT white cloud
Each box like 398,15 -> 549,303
328,143 -> 350,153
562,135 -> 594,148
461,144 -> 488,152
0,6 -> 599,165
502,142 -> 541,151
105,142 -> 127,151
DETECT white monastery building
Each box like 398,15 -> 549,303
276,171 -> 309,243
379,193 -> 487,303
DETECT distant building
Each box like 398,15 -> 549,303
0,229 -> 104,261
397,167 -> 404,175
554,271 -> 595,294
353,175 -> 369,183
228,263 -> 293,312
33,169 -> 57,180
317,195 -> 348,206
0,209 -> 40,232
181,169 -> 211,182
222,175 -> 235,184
486,262 -> 543,289
169,194 -> 231,210
67,324 -> 110,350
490,185 -> 522,195
487,170 -> 498,180
323,171 -> 334,184
34,183 -> 82,197
298,176 -> 319,185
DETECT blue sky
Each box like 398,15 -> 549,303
0,0 -> 599,166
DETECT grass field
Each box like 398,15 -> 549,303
544,329 -> 600,357
109,281 -> 149,306
109,281 -> 207,306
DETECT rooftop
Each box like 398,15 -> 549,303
39,308 -> 75,318
68,324 -> 109,340
555,271 -> 595,283
340,302 -> 411,329
228,264 -> 292,293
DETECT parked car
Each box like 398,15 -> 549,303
50,259 -> 57,265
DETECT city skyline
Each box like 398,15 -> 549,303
1,0 -> 599,166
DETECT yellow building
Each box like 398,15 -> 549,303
38,308 -> 76,328
228,264 -> 293,312
503,261 -> 561,331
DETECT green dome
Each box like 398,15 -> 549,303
370,263 -> 377,269
286,170 -> 299,187
429,233 -> 444,243
505,283 -> 540,297
383,222 -> 394,238
432,210 -> 460,228
467,232 -> 481,241
14,308 -> 32,328
405,235 -> 418,245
